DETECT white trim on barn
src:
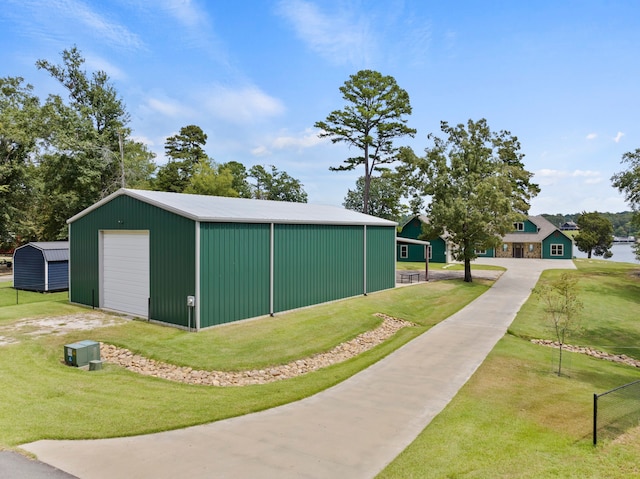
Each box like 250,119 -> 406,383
101,230 -> 150,317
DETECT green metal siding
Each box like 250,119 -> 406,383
69,195 -> 195,326
475,247 -> 495,258
513,219 -> 539,233
366,226 -> 395,293
199,223 -> 270,327
397,243 -> 426,262
398,217 -> 427,262
542,231 -> 573,259
429,237 -> 447,263
274,224 -> 363,312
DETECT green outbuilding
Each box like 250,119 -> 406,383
67,189 -> 397,330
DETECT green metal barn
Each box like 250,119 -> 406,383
67,189 -> 397,330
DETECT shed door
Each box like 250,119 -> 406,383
102,231 -> 150,317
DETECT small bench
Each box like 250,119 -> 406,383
399,272 -> 420,283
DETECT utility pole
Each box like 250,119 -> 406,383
118,131 -> 125,188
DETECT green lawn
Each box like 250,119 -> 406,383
0,275 -> 492,448
397,261 -> 506,272
378,259 -> 640,478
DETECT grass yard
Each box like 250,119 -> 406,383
378,259 -> 640,478
397,261 -> 506,272
0,275 -> 493,448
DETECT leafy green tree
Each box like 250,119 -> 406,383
184,159 -> 237,197
343,174 -> 407,221
315,70 -> 415,214
612,148 -> 640,260
37,46 -> 130,197
0,77 -> 42,245
33,47 -> 155,239
123,141 -> 156,189
533,273 -> 583,377
574,212 -> 613,258
399,119 -> 539,282
155,125 -> 208,193
220,161 -> 252,198
248,165 -> 307,202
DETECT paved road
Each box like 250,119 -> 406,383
19,259 -> 575,478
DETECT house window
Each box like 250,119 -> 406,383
400,245 -> 408,258
528,244 -> 534,253
514,222 -> 524,231
475,249 -> 486,255
550,244 -> 564,256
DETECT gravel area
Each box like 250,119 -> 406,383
100,313 -> 413,386
532,339 -> 640,368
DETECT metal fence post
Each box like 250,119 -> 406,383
593,393 -> 598,446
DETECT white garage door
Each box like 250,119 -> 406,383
102,231 -> 150,317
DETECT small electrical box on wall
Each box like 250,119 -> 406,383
187,296 -> 195,307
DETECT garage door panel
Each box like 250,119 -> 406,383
102,232 -> 149,317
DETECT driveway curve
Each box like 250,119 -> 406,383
22,259 -> 575,479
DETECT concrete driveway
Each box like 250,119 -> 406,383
21,259 -> 575,479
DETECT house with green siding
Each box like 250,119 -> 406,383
397,215 -> 448,263
67,189 -> 397,330
397,214 -> 572,262
496,216 -> 573,259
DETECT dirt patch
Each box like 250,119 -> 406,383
0,312 -> 127,346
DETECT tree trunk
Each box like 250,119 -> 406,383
464,258 -> 472,282
557,343 -> 563,376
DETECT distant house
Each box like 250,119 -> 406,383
497,216 -> 573,259
397,215 -> 448,263
560,221 -> 579,231
397,215 -> 572,262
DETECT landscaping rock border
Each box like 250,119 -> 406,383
100,313 -> 413,386
531,339 -> 640,368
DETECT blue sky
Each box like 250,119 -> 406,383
1,0 -> 639,215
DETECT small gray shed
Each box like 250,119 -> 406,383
13,242 -> 69,292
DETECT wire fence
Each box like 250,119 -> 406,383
593,380 -> 640,445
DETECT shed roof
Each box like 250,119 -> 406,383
502,215 -> 569,243
16,242 -> 69,262
67,189 -> 397,226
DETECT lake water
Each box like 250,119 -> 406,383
573,243 -> 639,263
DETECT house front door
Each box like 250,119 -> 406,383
513,243 -> 524,258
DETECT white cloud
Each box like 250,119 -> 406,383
202,85 -> 285,123
85,55 -> 126,81
613,131 -> 625,143
272,128 -> 325,149
146,97 -> 194,118
251,146 -> 269,156
534,169 -> 602,186
251,128 -> 326,157
158,0 -> 207,28
586,133 -> 597,140
276,0 -> 373,65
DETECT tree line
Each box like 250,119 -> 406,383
0,47 -> 306,248
4,48 -> 640,273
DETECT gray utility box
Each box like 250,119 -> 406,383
64,340 -> 100,367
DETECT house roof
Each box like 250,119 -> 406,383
502,215 -> 569,243
67,189 -> 397,227
16,241 -> 69,262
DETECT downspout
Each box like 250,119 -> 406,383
195,221 -> 201,331
270,223 -> 274,316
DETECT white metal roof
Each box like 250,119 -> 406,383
67,189 -> 397,226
